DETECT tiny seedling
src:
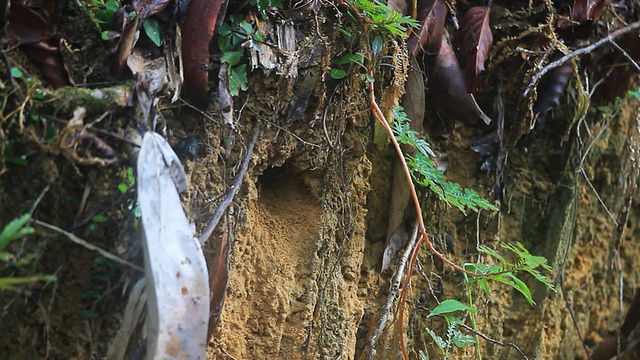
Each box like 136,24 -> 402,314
0,214 -> 56,291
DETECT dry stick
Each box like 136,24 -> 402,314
458,323 -> 528,360
559,270 -> 592,360
523,20 -> 640,97
366,221 -> 420,360
198,122 -> 260,245
608,40 -> 640,74
34,220 -> 144,272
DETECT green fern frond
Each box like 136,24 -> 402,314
393,106 -> 498,215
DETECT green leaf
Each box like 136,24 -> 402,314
0,214 -> 34,251
143,18 -> 163,47
371,36 -> 383,57
10,67 -> 23,78
118,183 -> 128,193
105,0 -> 119,14
477,245 -> 508,268
218,23 -> 232,36
418,350 -> 430,360
240,20 -> 254,35
428,299 -> 476,317
228,64 -> 248,96
91,214 -> 108,223
330,69 -> 346,79
337,53 -> 366,67
221,51 -> 242,67
425,327 -> 447,352
0,274 -> 55,291
451,330 -> 476,348
365,74 -> 375,83
490,272 -> 534,305
126,167 -> 135,184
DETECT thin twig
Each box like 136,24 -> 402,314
366,221 -> 420,360
198,122 -> 260,245
608,40 -> 640,74
559,271 -> 592,360
34,220 -> 144,272
261,119 -> 321,148
457,323 -> 528,360
29,184 -> 50,215
523,20 -> 640,97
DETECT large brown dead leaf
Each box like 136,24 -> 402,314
182,0 -> 228,108
132,0 -> 170,19
556,0 -> 613,40
459,6 -> 493,93
6,0 -> 52,44
426,36 -> 491,124
406,0 -> 446,56
6,0 -> 74,88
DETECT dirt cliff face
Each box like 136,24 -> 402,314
1,1 -> 640,360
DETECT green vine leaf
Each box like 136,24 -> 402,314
428,299 -> 476,317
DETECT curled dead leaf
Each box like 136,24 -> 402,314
6,0 -> 74,88
407,0 -> 446,56
426,36 -> 491,124
459,6 -> 493,93
132,0 -> 171,19
533,60 -> 573,114
556,0 -> 613,40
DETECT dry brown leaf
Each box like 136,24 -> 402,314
459,6 -> 493,93
426,36 -> 491,124
182,0 -> 228,108
407,0 -> 446,56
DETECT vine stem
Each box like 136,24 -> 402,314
367,81 -> 482,277
367,79 -> 485,360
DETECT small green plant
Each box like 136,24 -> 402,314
90,0 -> 120,30
118,166 -> 135,193
0,214 -> 56,291
119,167 -> 141,217
464,242 -> 555,305
459,243 -> 554,359
392,106 -> 553,359
217,15 -> 263,96
419,300 -> 477,359
597,86 -> 640,117
331,42 -> 385,83
348,0 -> 417,35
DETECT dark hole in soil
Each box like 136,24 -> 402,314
258,162 -> 293,188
